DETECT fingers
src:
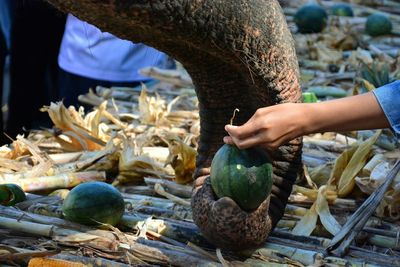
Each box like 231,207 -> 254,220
234,132 -> 264,149
224,135 -> 262,149
224,130 -> 285,151
223,135 -> 234,145
225,122 -> 259,140
224,120 -> 265,149
222,104 -> 301,150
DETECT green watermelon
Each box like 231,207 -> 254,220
0,184 -> 26,206
294,4 -> 328,33
366,14 -> 392,37
331,4 -> 354,17
62,182 -> 125,226
210,144 -> 273,212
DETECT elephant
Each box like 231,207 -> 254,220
46,0 -> 303,250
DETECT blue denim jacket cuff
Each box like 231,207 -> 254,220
373,80 -> 400,138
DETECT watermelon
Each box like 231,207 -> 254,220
210,144 -> 273,212
366,14 -> 392,37
294,4 -> 328,33
0,184 -> 26,206
62,182 -> 125,226
331,4 -> 354,17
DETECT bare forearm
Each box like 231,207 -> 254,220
224,92 -> 391,150
303,92 -> 390,134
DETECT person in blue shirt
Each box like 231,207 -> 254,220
58,14 -> 172,107
224,81 -> 399,150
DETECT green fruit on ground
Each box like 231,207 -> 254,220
0,184 -> 26,206
210,144 -> 273,212
62,181 -> 125,226
294,4 -> 328,33
366,14 -> 392,36
331,4 -> 354,17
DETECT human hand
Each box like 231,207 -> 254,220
191,176 -> 272,250
223,103 -> 308,150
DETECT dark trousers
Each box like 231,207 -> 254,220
6,0 -> 66,139
0,28 -> 6,142
58,68 -> 141,108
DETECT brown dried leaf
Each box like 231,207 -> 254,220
311,42 -> 343,63
165,138 -> 197,184
42,102 -> 106,151
116,136 -> 166,184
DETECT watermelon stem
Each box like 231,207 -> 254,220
230,108 -> 240,125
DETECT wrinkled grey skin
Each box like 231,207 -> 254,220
47,0 -> 302,250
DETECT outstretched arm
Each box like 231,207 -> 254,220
224,91 -> 392,150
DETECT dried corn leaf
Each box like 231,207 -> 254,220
315,186 -> 341,235
15,137 -> 55,177
293,185 -> 337,203
293,186 -> 340,236
311,42 -> 343,63
292,201 -> 318,236
304,165 -> 318,189
293,185 -> 318,200
41,102 -> 106,151
328,146 -> 358,186
0,136 -> 30,160
165,138 -> 197,184
138,87 -> 166,125
16,136 -> 49,163
335,130 -> 381,197
348,48 -> 373,67
87,101 -> 106,139
55,231 -> 118,251
309,162 -> 333,187
116,136 -> 166,184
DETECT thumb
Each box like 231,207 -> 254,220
225,124 -> 238,133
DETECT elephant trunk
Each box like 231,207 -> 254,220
46,0 -> 303,249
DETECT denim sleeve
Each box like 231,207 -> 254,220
373,80 -> 400,137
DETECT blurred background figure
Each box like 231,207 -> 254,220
2,5 -> 173,144
0,0 -> 14,144
58,14 -> 173,108
5,0 -> 66,140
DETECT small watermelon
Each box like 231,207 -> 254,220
331,4 -> 354,17
366,14 -> 392,37
0,184 -> 26,206
294,4 -> 328,33
62,182 -> 125,226
210,144 -> 273,212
